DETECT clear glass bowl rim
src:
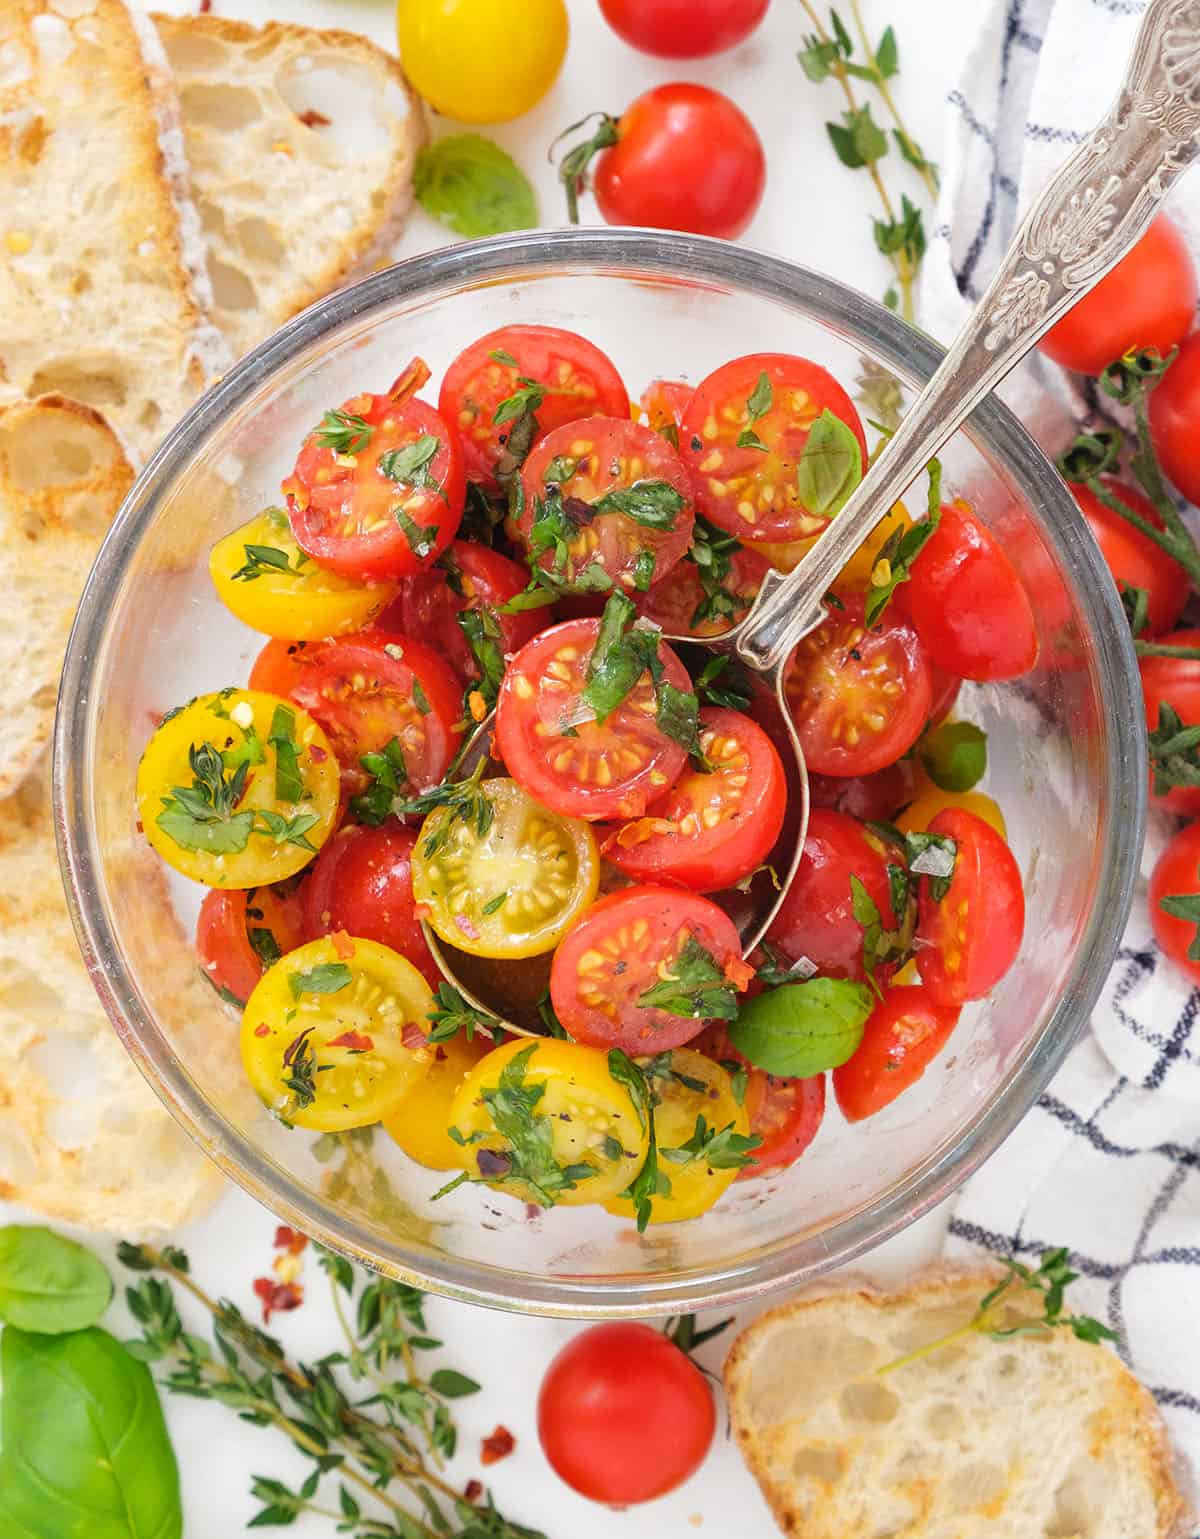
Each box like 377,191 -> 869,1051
53,228 -> 1147,1317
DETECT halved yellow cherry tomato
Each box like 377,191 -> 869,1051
382,1028 -> 491,1170
744,534 -> 818,573
605,1049 -> 751,1226
836,501 -> 914,590
210,509 -> 395,640
412,777 -> 599,959
448,1038 -> 648,1208
396,0 -> 568,125
897,782 -> 1008,840
241,935 -> 434,1131
137,689 -> 340,888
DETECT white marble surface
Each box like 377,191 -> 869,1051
1,1 -> 986,1533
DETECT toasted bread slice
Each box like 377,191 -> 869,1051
725,1267 -> 1189,1539
154,11 -> 424,359
0,0 -> 228,463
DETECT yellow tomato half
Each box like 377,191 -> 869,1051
241,936 -> 434,1131
836,501 -> 914,590
209,509 -> 395,640
897,784 -> 1008,840
383,1029 -> 491,1170
397,0 -> 568,124
137,690 -> 340,888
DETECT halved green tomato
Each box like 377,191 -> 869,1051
412,777 -> 599,959
209,508 -> 395,640
605,1049 -> 752,1225
241,935 -> 434,1131
137,689 -> 340,888
447,1038 -> 649,1207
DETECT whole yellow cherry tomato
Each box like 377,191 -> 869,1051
397,0 -> 568,124
383,1028 -> 491,1170
897,784 -> 1008,840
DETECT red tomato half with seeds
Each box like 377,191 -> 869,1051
284,390 -> 464,581
1150,329 -> 1200,508
833,984 -> 961,1121
197,882 -> 306,1006
438,324 -> 629,491
603,707 -> 785,892
635,543 -> 768,637
1139,631 -> 1200,815
518,417 -> 695,594
550,885 -> 744,1053
1073,479 -> 1189,639
680,354 -> 867,543
1148,821 -> 1200,983
696,1025 -> 826,1175
903,503 -> 1038,681
766,809 -> 902,985
784,592 -> 931,777
915,808 -> 1024,1006
302,823 -> 439,985
495,618 -> 689,821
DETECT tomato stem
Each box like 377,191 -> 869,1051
1135,641 -> 1200,660
551,112 -> 621,223
1081,476 -> 1200,588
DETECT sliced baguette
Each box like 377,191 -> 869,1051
154,11 -> 425,359
725,1267 -> 1189,1539
0,0 -> 228,464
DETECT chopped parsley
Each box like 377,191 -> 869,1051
736,370 -> 773,450
314,408 -> 373,456
660,1114 -> 761,1171
287,962 -> 352,1000
349,737 -> 409,826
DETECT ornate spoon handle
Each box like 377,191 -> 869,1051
737,0 -> 1200,673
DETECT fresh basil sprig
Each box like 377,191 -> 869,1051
0,1225 -> 112,1334
729,976 -> 874,1076
796,409 -> 863,518
413,133 -> 537,238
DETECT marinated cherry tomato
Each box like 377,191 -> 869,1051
635,543 -> 768,637
784,592 -> 931,777
550,885 -> 745,1053
681,354 -> 867,543
808,759 -> 917,825
379,541 -> 548,685
518,418 -> 695,594
833,984 -> 961,1121
640,378 -> 694,439
765,809 -> 902,985
197,881 -> 307,1007
248,638 -> 313,698
241,936 -> 434,1131
603,708 -> 785,892
382,1029 -> 491,1170
278,632 -> 462,802
903,503 -> 1038,681
1150,330 -> 1200,507
137,690 -> 340,889
835,501 -> 913,590
1038,215 -> 1197,376
495,618 -> 689,821
696,1025 -> 825,1176
605,1050 -> 752,1224
538,1322 -> 715,1506
1139,632 -> 1200,815
599,0 -> 767,57
896,784 -> 1008,841
927,662 -> 962,727
1148,822 -> 1200,983
284,385 -> 464,581
302,823 -> 438,985
210,509 -> 395,641
916,808 -> 1024,1006
448,1038 -> 649,1207
412,777 -> 599,959
1072,480 -> 1189,638
396,0 -> 567,124
439,325 -> 628,490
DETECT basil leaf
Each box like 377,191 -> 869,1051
655,681 -> 702,757
581,593 -> 661,723
796,409 -> 863,517
288,962 -> 352,999
0,1226 -> 112,1334
413,134 -> 537,238
590,480 -> 685,529
919,720 -> 987,793
729,978 -> 874,1075
0,1325 -> 182,1539
637,936 -> 738,1021
268,704 -> 304,803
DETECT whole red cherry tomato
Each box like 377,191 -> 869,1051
599,0 -> 769,58
1150,330 -> 1200,508
538,1323 -> 715,1504
1072,480 -> 1189,639
1139,631 -> 1200,816
1149,821 -> 1200,983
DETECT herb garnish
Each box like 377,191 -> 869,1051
395,761 -> 495,860
590,479 -> 685,528
280,1027 -> 325,1109
314,408 -> 373,456
248,926 -> 283,968
636,935 -> 739,1021
687,518 -> 756,632
608,1050 -> 666,1233
863,457 -> 943,623
288,962 -> 352,1000
231,543 -> 311,583
393,504 -> 440,561
268,704 -> 304,803
696,654 -> 754,711
736,370 -> 773,450
457,606 -> 507,714
156,742 -> 256,854
580,593 -> 703,758
427,983 -> 498,1045
730,976 -> 874,1076
378,434 -> 447,503
660,1114 -> 761,1172
796,408 -> 864,517
349,736 -> 409,826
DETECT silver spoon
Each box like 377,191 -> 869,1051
428,0 -> 1200,1033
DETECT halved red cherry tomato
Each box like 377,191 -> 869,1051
438,325 -> 629,490
197,882 -> 306,1007
599,0 -> 768,57
696,1024 -> 825,1175
640,378 -> 695,440
379,541 -> 549,684
808,759 -> 917,825
784,592 -> 931,777
284,385 -> 464,581
550,885 -> 745,1052
518,417 -> 695,594
302,823 -> 439,985
1150,330 -> 1200,507
833,984 -> 961,1121
915,808 -> 1024,1006
904,503 -> 1038,681
603,707 -> 785,891
765,809 -> 902,985
680,354 -> 867,543
495,618 -> 689,820
1073,480 -> 1190,639
635,543 -> 768,637
1148,821 -> 1200,983
1139,631 -> 1200,815
1038,214 -> 1197,376
274,631 -> 461,801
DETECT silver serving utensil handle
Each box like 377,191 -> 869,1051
736,0 -> 1200,674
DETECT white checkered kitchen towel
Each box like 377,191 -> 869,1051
922,0 -> 1200,1512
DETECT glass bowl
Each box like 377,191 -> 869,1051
55,228 -> 1145,1317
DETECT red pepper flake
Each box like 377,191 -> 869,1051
308,743 -> 328,763
331,930 -> 356,960
480,1426 -> 515,1466
329,1029 -> 374,1052
254,1022 -> 271,1038
297,108 -> 332,127
463,1480 -> 483,1504
198,0 -> 212,11
253,1277 -> 303,1322
274,1225 -> 308,1255
723,956 -> 756,992
401,1021 -> 429,1052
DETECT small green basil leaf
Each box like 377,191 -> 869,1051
413,134 -> 537,238
919,720 -> 987,793
729,978 -> 874,1076
0,1226 -> 112,1334
796,409 -> 863,518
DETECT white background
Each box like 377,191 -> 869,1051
3,1 -> 987,1535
